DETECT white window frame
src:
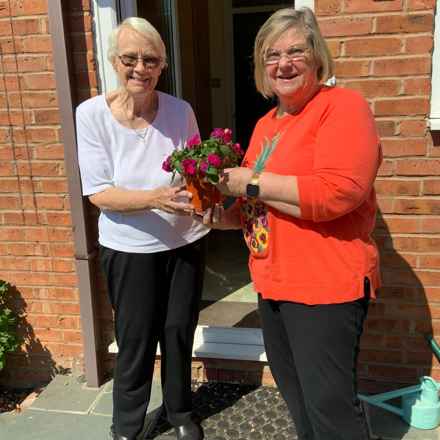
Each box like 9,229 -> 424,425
430,0 -> 440,130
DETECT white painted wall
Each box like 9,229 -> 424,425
430,0 -> 440,130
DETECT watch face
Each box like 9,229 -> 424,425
246,183 -> 259,198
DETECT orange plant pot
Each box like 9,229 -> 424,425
186,177 -> 223,214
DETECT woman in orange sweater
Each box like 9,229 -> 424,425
202,7 -> 381,440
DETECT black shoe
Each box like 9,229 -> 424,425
109,425 -> 135,440
174,421 -> 204,440
143,405 -> 168,438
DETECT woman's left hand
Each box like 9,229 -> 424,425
216,167 -> 253,197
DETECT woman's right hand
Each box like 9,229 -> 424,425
152,185 -> 195,214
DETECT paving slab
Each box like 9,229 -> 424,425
366,403 -> 440,440
27,374 -> 104,414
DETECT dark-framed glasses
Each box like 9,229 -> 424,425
264,46 -> 309,65
118,54 -> 163,69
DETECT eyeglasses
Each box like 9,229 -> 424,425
264,46 -> 309,65
118,54 -> 163,69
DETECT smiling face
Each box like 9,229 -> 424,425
264,27 -> 319,109
113,27 -> 163,96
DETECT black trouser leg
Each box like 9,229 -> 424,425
100,239 -> 205,438
259,292 -> 370,440
258,296 -> 314,439
160,239 -> 205,427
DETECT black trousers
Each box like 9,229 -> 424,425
100,238 -> 206,438
258,280 -> 371,440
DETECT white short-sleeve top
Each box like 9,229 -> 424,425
76,91 -> 209,253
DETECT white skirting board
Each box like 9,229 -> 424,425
108,325 -> 267,362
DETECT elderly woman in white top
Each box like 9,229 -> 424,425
76,17 -> 207,440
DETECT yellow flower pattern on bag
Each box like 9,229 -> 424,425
240,199 -> 270,258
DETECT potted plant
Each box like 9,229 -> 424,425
162,128 -> 244,213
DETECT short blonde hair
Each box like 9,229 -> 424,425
254,7 -> 334,98
107,17 -> 167,66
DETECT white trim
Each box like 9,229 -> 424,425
430,0 -> 440,130
91,0 -> 119,93
109,325 -> 267,362
295,0 -> 314,10
170,0 -> 183,98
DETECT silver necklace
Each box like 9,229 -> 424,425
134,126 -> 149,141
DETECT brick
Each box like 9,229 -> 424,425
394,198 -> 440,214
326,40 -> 341,58
20,91 -> 58,108
396,159 -> 440,176
334,59 -> 370,77
35,194 -> 66,210
377,215 -> 420,233
375,179 -> 420,196
37,179 -> 68,193
319,17 -> 373,37
34,144 -> 64,160
0,194 -> 20,209
12,17 -> 43,35
33,109 -> 60,125
381,138 -> 427,157
376,13 -> 433,34
20,72 -> 55,90
45,227 -> 72,241
419,256 -> 440,270
377,197 -> 394,213
45,212 -> 72,226
403,77 -> 431,95
316,0 -> 342,15
52,259 -> 75,273
423,180 -> 440,195
30,162 -> 64,177
391,235 -> 440,252
405,35 -> 433,54
421,218 -> 440,233
373,57 -> 431,76
344,79 -> 399,98
49,243 -> 75,257
0,178 -> 19,192
406,0 -> 436,11
375,98 -> 429,116
0,227 -> 25,241
345,38 -> 402,57
376,120 -> 396,137
400,120 -> 427,137
10,0 -> 48,16
0,162 -> 15,176
380,252 -> 418,268
378,159 -> 396,176
344,0 -> 403,12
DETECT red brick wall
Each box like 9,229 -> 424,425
316,0 -> 439,386
0,0 -> 439,389
0,0 -> 98,387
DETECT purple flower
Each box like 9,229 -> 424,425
187,134 -> 201,149
210,128 -> 225,140
199,160 -> 209,175
162,156 -> 173,172
207,154 -> 222,168
182,158 -> 197,176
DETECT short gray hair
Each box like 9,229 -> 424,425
107,17 -> 167,65
254,7 -> 334,98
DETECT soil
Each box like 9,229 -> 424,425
0,387 -> 33,414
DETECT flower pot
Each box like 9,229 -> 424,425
186,177 -> 223,214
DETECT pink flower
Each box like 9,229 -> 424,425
232,143 -> 243,155
199,160 -> 209,175
223,128 -> 232,143
187,134 -> 201,149
207,154 -> 222,168
210,128 -> 225,140
182,158 -> 197,175
162,156 -> 173,172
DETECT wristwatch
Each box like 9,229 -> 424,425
246,173 -> 260,198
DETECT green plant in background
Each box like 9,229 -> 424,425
0,280 -> 18,371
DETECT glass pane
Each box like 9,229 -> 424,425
136,0 -> 178,95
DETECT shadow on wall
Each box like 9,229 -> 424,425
361,210 -> 435,393
0,284 -> 59,388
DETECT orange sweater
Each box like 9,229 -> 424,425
241,86 -> 381,304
